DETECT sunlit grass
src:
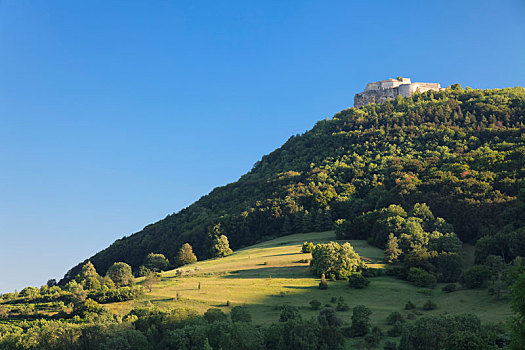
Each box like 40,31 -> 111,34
106,231 -> 511,328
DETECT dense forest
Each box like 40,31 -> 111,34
63,85 -> 525,282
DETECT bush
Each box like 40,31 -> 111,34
301,242 -> 315,253
348,305 -> 372,337
336,297 -> 350,312
460,265 -> 489,289
442,283 -> 457,293
387,321 -> 403,337
404,301 -> 416,310
362,268 -> 383,277
309,300 -> 322,310
348,274 -> 370,289
364,326 -> 383,346
386,311 -> 405,325
230,306 -> 251,323
204,308 -> 228,323
279,305 -> 301,322
407,268 -> 437,288
423,300 -> 437,310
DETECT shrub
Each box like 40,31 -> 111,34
204,308 -> 228,323
230,306 -> 251,323
330,296 -> 338,303
301,242 -> 315,253
362,268 -> 383,277
386,311 -> 405,325
442,283 -> 457,293
348,305 -> 372,337
336,297 -> 350,312
460,265 -> 489,289
279,305 -> 301,322
407,268 -> 437,288
423,300 -> 437,310
364,326 -> 383,346
297,258 -> 309,263
348,274 -> 370,289
387,321 -> 403,337
309,300 -> 321,310
405,301 -> 416,310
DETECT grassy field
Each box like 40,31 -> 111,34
106,230 -> 512,332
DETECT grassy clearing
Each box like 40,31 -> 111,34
106,231 -> 511,329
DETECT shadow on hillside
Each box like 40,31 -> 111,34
266,252 -> 304,257
222,266 -> 311,279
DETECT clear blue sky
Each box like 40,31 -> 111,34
1,0 -> 524,292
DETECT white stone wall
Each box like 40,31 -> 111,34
354,78 -> 443,108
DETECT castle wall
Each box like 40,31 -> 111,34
354,78 -> 443,108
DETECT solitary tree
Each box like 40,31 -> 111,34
144,253 -> 170,272
349,305 -> 373,337
176,243 -> 197,266
143,272 -> 159,292
211,235 -> 233,257
106,262 -> 134,287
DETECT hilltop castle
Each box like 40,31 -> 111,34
354,77 -> 444,108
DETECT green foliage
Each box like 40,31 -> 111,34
442,283 -> 457,293
348,273 -> 370,289
404,300 -> 416,310
510,271 -> 525,349
309,300 -> 321,310
106,262 -> 134,287
423,300 -> 437,310
400,314 -> 483,350
204,308 -> 228,323
144,253 -> 170,272
279,305 -> 301,322
176,243 -> 197,266
310,242 -> 365,279
230,306 -> 251,323
386,311 -> 405,325
348,305 -> 372,337
460,265 -> 490,289
301,241 -> 314,253
407,267 -> 437,288
385,233 -> 402,263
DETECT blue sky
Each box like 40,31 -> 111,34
1,0 -> 524,292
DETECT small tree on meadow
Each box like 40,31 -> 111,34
143,272 -> 159,292
349,305 -> 373,337
106,262 -> 134,287
176,243 -> 197,266
211,235 -> 233,257
144,253 -> 170,272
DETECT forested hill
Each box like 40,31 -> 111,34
62,85 -> 525,283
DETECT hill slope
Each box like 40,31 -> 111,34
108,231 -> 511,326
63,86 -> 525,281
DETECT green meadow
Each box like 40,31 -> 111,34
107,231 -> 511,329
